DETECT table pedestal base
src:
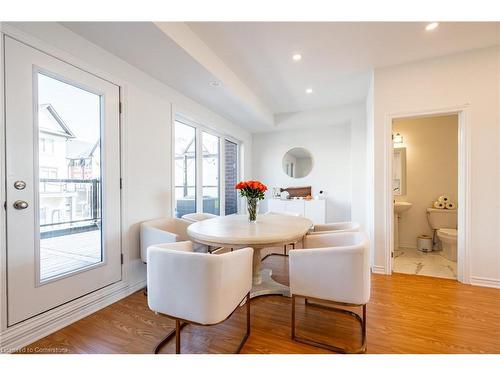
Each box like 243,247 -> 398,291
250,269 -> 290,298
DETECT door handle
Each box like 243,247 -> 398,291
13,200 -> 29,210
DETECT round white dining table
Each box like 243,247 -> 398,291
187,214 -> 313,298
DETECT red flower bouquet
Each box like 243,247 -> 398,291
235,180 -> 267,222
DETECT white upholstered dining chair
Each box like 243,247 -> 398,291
309,221 -> 360,235
289,231 -> 370,353
140,217 -> 211,296
262,211 -> 302,260
139,217 -> 192,263
147,241 -> 253,354
181,212 -> 218,223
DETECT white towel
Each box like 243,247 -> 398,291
437,195 -> 450,203
445,202 -> 456,210
433,201 -> 445,209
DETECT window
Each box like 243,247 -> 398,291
224,139 -> 238,215
40,167 -> 58,179
202,132 -> 220,215
173,115 -> 240,217
40,137 -> 54,155
174,121 -> 197,218
37,72 -> 103,282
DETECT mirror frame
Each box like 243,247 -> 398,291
393,147 -> 407,196
282,147 -> 314,179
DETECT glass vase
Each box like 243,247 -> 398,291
247,197 -> 259,223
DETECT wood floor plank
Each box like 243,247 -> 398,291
20,256 -> 500,354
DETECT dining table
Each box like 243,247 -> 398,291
187,214 -> 313,298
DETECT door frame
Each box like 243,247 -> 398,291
384,104 -> 471,283
0,23 -> 134,339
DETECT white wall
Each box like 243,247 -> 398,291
371,46 -> 500,287
350,103 -> 368,231
0,23 -> 253,268
365,72 -> 376,269
253,103 -> 367,225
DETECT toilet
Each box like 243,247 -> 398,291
436,228 -> 458,262
426,208 -> 458,261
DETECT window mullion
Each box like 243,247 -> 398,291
195,128 -> 203,214
219,137 -> 225,216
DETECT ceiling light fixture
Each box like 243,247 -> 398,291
292,53 -> 302,61
393,132 -> 404,144
305,88 -> 313,94
425,22 -> 439,31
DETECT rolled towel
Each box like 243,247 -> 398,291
433,201 -> 445,209
445,202 -> 456,210
438,195 -> 450,203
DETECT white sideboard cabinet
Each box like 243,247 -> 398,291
267,199 -> 326,224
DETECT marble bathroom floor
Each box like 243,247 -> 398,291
394,247 -> 457,279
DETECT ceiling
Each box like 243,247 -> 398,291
187,22 -> 500,114
61,22 -> 272,131
62,22 -> 499,132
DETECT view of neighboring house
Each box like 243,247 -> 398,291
38,104 -> 101,235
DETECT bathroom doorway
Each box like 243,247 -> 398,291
389,112 -> 465,280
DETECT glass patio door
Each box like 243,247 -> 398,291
4,36 -> 122,326
173,115 -> 240,218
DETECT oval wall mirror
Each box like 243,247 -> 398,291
282,147 -> 313,178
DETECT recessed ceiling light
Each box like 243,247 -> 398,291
425,22 -> 439,31
209,80 -> 222,87
305,88 -> 313,94
292,53 -> 302,61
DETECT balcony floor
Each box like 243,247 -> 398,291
40,230 -> 101,281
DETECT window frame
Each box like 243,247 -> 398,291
223,138 -> 240,216
172,113 -> 241,218
173,119 -> 197,218
201,130 -> 221,216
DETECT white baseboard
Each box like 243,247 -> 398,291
470,276 -> 500,289
0,259 -> 146,353
371,265 -> 387,274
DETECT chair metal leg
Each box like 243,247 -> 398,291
362,304 -> 366,347
262,243 -> 294,261
153,293 -> 250,354
175,319 -> 181,354
235,293 -> 251,353
291,295 -> 367,354
284,243 -> 295,256
153,320 -> 187,354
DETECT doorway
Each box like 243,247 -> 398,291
392,114 -> 458,279
4,36 -> 122,326
385,107 -> 470,283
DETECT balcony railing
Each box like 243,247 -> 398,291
39,178 -> 100,238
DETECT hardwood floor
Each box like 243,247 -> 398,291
21,255 -> 500,354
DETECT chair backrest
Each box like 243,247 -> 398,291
147,241 -> 253,325
310,221 -> 360,234
140,217 -> 191,262
290,232 -> 370,305
181,212 -> 218,223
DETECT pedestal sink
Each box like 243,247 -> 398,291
393,201 -> 412,252
394,201 -> 412,214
